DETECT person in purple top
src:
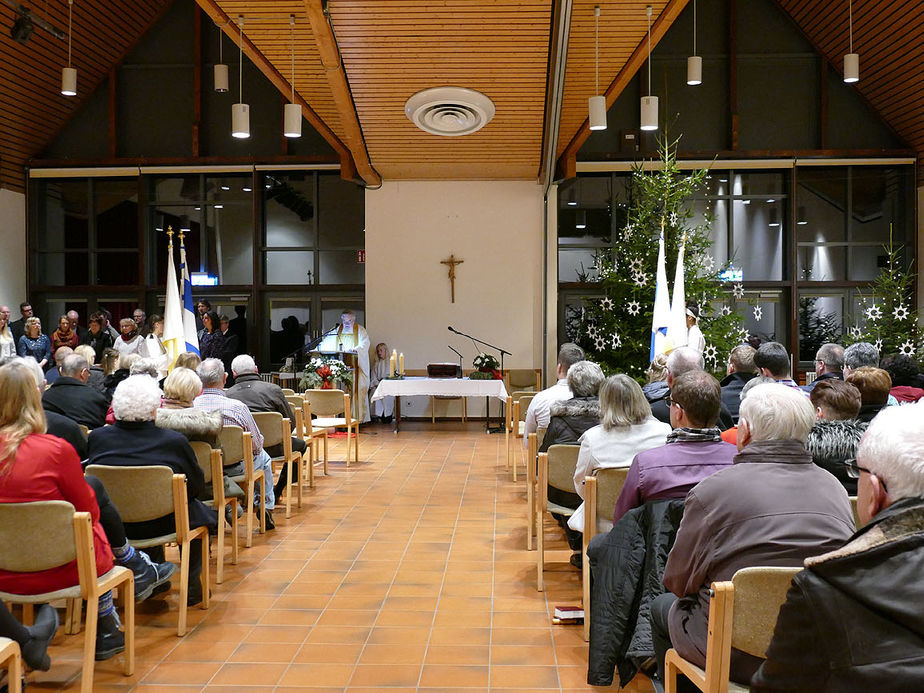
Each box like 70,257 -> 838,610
612,369 -> 737,525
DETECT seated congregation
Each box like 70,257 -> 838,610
525,339 -> 924,691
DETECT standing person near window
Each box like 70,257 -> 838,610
85,313 -> 115,364
17,316 -> 51,370
115,318 -> 145,357
199,311 -> 226,361
0,306 -> 14,358
369,343 -> 394,423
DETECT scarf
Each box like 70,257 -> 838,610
120,329 -> 138,343
666,426 -> 722,443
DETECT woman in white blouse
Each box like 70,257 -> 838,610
568,374 -> 671,534
0,308 -> 14,358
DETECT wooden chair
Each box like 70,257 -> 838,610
430,394 -> 467,423
536,444 -> 580,592
84,466 -> 209,636
281,388 -> 296,396
189,442 -> 239,584
294,396 -> 329,477
581,468 -> 629,641
0,501 -> 135,692
509,393 -> 535,481
849,495 -> 860,528
665,566 -> 801,693
524,426 -> 546,551
503,368 -> 541,393
252,412 -> 303,519
303,389 -> 359,466
0,639 -> 21,693
219,426 -> 266,546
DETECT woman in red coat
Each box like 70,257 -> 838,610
0,360 -> 124,659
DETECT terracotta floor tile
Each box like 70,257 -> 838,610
424,644 -> 490,665
294,642 -> 364,664
429,627 -> 493,646
163,639 -> 239,662
209,662 -> 288,686
358,642 -> 428,664
229,642 -> 300,662
419,664 -> 490,688
375,610 -> 435,627
348,664 -> 423,687
491,644 -> 557,665
489,664 -> 560,689
142,661 -> 223,685
490,627 -> 554,647
278,662 -> 354,687
432,609 -> 492,628
306,625 -> 373,644
366,626 -> 431,645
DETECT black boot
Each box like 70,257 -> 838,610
21,603 -> 58,671
95,612 -> 124,661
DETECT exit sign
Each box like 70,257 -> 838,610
357,249 -> 366,264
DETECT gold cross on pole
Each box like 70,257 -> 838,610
440,254 -> 464,303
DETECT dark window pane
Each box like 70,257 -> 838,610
318,174 -> 364,248
152,176 -> 201,203
205,204 -> 253,284
319,250 -> 364,284
266,173 -> 315,247
731,171 -> 785,195
796,168 -> 846,243
731,200 -> 785,280
851,166 -> 907,243
797,244 -> 846,281
41,180 -> 89,250
36,252 -> 89,285
205,175 -> 254,204
97,252 -> 139,285
96,179 -> 139,249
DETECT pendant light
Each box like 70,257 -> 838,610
640,6 -> 658,131
214,23 -> 228,92
60,0 -> 76,96
687,0 -> 701,85
843,0 -> 859,83
588,6 -> 607,131
231,16 -> 250,139
283,14 -> 302,138
576,210 -> 587,230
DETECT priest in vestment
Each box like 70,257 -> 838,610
318,309 -> 370,423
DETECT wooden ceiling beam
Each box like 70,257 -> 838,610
556,0 -> 690,180
195,0 -> 360,183
302,0 -> 380,187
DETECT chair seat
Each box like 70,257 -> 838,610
310,427 -> 327,435
313,417 -> 349,428
671,658 -> 749,692
0,566 -> 129,603
129,533 -> 178,550
546,501 -> 575,516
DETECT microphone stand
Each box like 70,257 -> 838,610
305,322 -> 341,353
447,345 -> 464,377
448,326 -> 511,433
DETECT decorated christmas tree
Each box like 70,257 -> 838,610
568,140 -> 745,379
846,229 -> 923,359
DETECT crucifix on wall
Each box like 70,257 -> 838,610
440,254 -> 464,303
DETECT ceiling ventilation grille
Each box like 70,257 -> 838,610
404,87 -> 495,136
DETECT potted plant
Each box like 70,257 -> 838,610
300,355 -> 355,390
470,352 -> 501,380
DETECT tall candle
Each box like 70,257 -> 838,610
390,352 -> 396,376
399,353 -> 405,376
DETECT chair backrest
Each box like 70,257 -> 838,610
281,388 -> 296,396
536,426 -> 547,451
849,495 -> 860,529
592,467 -> 628,534
730,566 -> 801,658
0,501 -> 77,572
219,424 -> 245,465
505,368 -> 540,392
189,441 -> 218,485
285,395 -> 304,413
252,411 -> 284,449
85,464 -> 176,523
516,394 -> 535,423
303,389 -> 347,417
546,444 -> 580,492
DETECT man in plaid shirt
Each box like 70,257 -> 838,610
193,358 -> 277,529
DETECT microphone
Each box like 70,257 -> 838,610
448,326 -> 455,332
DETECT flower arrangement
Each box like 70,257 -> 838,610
300,356 -> 354,390
470,352 -> 501,380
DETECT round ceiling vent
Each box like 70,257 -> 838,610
404,87 -> 495,137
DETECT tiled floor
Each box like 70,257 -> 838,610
28,422 -> 650,691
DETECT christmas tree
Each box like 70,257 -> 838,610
568,139 -> 745,379
846,228 -> 922,359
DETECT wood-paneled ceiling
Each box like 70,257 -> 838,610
2,0 -> 921,190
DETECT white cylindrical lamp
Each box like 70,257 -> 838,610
844,53 -> 859,83
284,103 -> 302,138
214,63 -> 229,92
588,95 -> 607,131
231,103 -> 250,138
61,67 -> 77,96
640,95 -> 658,131
687,55 -> 702,85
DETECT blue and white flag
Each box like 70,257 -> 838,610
666,235 -> 688,352
179,233 -> 200,356
650,228 -> 672,362
162,230 -> 187,368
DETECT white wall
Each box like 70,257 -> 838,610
366,180 -> 544,417
0,189 -> 26,306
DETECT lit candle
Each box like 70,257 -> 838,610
390,351 -> 396,376
399,353 -> 404,376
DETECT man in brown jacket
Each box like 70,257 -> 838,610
649,383 -> 856,688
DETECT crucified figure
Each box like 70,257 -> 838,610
441,254 -> 464,303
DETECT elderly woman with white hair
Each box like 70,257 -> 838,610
87,375 -> 218,606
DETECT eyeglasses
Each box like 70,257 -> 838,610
844,458 -> 887,491
668,397 -> 683,409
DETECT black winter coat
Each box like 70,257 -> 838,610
720,372 -> 755,423
41,377 -> 109,429
752,496 -> 924,692
650,388 -> 735,431
537,397 -> 600,454
586,498 -> 686,687
804,419 -> 866,494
